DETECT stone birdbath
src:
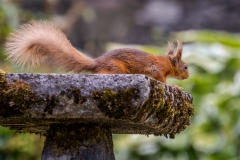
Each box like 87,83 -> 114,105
0,73 -> 194,160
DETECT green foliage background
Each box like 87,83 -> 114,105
1,1 -> 240,160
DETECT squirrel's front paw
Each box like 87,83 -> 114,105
171,85 -> 182,90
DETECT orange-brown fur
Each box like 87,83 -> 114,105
5,21 -> 189,84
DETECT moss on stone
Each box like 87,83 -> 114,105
158,83 -> 194,139
91,78 -> 194,139
92,87 -> 140,119
134,79 -> 166,123
0,73 -> 38,118
44,95 -> 56,114
72,88 -> 86,104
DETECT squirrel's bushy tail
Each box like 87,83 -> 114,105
5,21 -> 96,72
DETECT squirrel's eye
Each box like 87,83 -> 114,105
184,65 -> 188,70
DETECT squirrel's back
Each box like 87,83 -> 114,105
94,48 -> 157,73
5,21 -> 96,72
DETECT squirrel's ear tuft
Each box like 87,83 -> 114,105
176,40 -> 182,59
167,41 -> 174,57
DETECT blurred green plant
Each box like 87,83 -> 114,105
0,126 -> 44,160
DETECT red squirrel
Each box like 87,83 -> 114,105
5,21 -> 189,85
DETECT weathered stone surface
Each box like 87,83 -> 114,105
0,73 -> 193,138
42,124 -> 115,160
